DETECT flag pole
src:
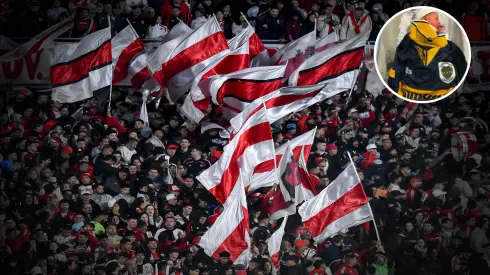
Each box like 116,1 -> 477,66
348,62 -> 363,97
108,17 -> 115,111
346,152 -> 381,242
240,12 -> 252,27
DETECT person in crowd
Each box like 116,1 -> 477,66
256,7 -> 285,40
146,15 -> 168,39
340,6 -> 372,41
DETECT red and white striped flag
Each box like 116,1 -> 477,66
289,31 -> 368,87
298,163 -> 372,243
112,25 -> 159,91
208,65 -> 285,120
229,84 -> 345,135
147,18 -> 230,103
270,30 -> 316,80
315,31 -> 339,53
196,102 -> 275,205
228,25 -> 270,67
198,183 -> 252,266
50,28 -> 112,103
181,41 -> 250,123
268,214 -> 288,268
250,129 -> 316,192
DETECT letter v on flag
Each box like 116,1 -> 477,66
298,163 -> 372,243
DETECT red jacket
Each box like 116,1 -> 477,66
335,263 -> 358,275
460,15 -> 487,41
5,227 -> 30,255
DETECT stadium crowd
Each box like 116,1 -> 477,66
1,0 -> 490,275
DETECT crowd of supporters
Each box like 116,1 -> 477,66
0,0 -> 490,275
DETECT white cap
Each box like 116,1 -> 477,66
373,159 -> 383,165
432,189 -> 446,197
166,194 -> 176,201
366,144 -> 377,150
414,7 -> 438,21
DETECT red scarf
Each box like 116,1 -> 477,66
349,12 -> 369,34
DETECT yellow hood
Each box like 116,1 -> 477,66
408,20 -> 448,66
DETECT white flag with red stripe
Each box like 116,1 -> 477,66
315,31 -> 339,53
196,102 -> 275,205
270,30 -> 316,80
112,25 -> 159,91
228,25 -> 270,67
147,17 -> 230,103
208,65 -> 286,120
181,41 -> 250,123
229,83 -> 346,136
250,129 -> 315,192
298,163 -> 372,243
50,28 -> 112,103
289,31 -> 368,87
268,214 -> 288,268
198,183 -> 252,266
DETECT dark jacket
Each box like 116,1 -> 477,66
257,13 -> 285,40
388,21 -> 467,101
94,12 -> 122,36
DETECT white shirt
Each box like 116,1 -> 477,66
191,17 -> 207,30
146,24 -> 168,39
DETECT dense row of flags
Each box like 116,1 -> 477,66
1,15 -> 374,266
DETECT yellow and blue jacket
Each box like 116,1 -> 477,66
388,20 -> 467,101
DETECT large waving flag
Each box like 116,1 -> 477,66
181,41 -> 250,123
250,129 -> 316,192
161,21 -> 192,43
228,25 -> 270,67
298,163 -> 372,242
270,30 -> 316,80
112,24 -> 158,91
315,31 -> 339,53
289,31 -> 368,87
208,65 -> 286,120
198,184 -> 251,266
0,35 -> 19,56
229,83 -> 346,136
147,18 -> 230,102
50,28 -> 112,103
197,102 -> 275,205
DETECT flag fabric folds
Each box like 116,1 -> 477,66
228,25 -> 270,67
50,28 -> 112,103
298,163 -> 372,243
315,31 -> 340,53
112,25 -> 158,91
197,102 -> 275,205
181,41 -> 250,123
250,129 -> 316,192
289,31 -> 368,87
147,18 -> 230,103
268,214 -> 288,268
208,65 -> 285,119
198,184 -> 252,266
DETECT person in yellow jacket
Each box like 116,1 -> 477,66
388,8 -> 467,101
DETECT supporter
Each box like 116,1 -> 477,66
340,7 -> 372,41
71,7 -> 97,38
460,4 -> 488,41
21,0 -> 49,37
47,0 -> 68,25
94,0 -> 122,36
123,5 -> 147,38
285,10 -> 303,41
257,7 -> 285,40
190,8 -> 207,30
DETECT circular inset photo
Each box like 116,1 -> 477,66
374,7 -> 471,103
